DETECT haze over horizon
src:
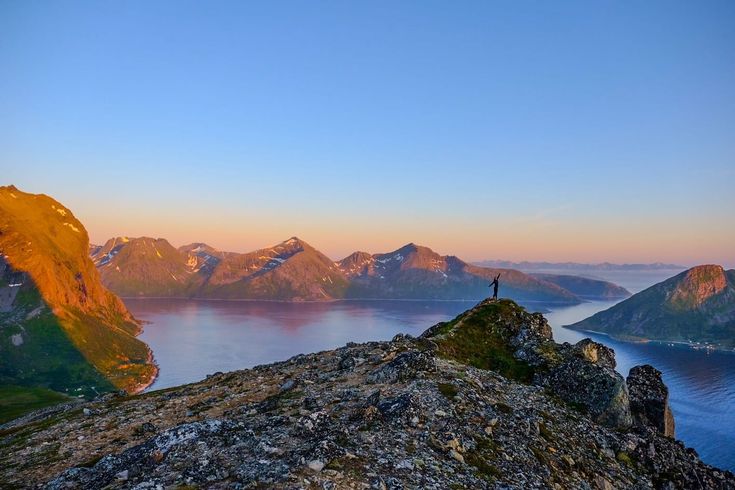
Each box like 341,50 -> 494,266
2,1 -> 733,267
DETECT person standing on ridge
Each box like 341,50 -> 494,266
489,273 -> 501,300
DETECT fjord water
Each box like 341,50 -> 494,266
126,282 -> 735,471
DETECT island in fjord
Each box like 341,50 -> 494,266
567,265 -> 735,350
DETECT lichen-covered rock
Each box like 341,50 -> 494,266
537,354 -> 633,429
366,348 -> 436,384
575,338 -> 617,369
627,364 -> 675,437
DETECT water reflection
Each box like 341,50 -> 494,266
130,298 -> 476,390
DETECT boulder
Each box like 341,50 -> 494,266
574,339 -> 616,369
366,351 -> 436,384
537,355 -> 632,429
627,365 -> 675,437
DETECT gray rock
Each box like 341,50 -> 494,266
9,300 -> 732,490
575,339 -> 616,369
537,355 -> 632,429
627,364 -> 675,437
366,351 -> 436,384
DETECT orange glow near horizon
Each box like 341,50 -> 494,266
79,208 -> 735,267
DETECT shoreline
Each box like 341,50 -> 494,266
564,325 -> 735,354
129,338 -> 160,395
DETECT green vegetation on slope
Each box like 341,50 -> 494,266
0,385 -> 71,424
426,299 -> 535,382
0,308 -> 115,398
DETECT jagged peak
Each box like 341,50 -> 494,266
339,251 -> 373,262
273,236 -> 303,248
179,242 -> 219,254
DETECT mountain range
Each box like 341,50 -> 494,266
567,265 -> 735,349
0,186 -> 156,399
90,237 -> 630,303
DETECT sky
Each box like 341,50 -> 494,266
1,1 -> 733,266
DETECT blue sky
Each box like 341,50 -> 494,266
1,1 -> 733,265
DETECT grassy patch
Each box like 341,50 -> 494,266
77,454 -> 105,468
437,382 -> 458,400
465,452 -> 501,481
538,422 -> 555,442
0,309 -> 116,398
324,455 -> 366,478
494,402 -> 513,415
428,300 -> 535,383
530,445 -> 549,465
616,451 -> 634,467
0,385 -> 71,424
466,436 -> 501,482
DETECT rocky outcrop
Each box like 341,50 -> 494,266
2,300 -> 732,489
627,365 -> 675,437
535,344 -> 632,430
425,299 -> 632,429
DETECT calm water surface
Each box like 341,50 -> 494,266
127,290 -> 735,472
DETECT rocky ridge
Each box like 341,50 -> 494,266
1,299 -> 732,489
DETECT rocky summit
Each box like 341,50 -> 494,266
1,300 -> 733,489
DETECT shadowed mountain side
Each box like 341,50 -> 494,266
0,270 -> 115,397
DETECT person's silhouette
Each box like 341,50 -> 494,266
489,273 -> 501,300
